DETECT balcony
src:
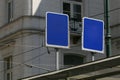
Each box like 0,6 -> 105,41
69,18 -> 82,35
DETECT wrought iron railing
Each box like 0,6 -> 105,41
69,18 -> 82,34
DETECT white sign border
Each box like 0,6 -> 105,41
82,17 -> 104,53
46,12 -> 70,49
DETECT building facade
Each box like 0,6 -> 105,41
0,0 -> 120,80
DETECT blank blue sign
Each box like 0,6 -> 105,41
82,17 -> 104,53
46,12 -> 69,48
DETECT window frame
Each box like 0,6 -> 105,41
4,56 -> 12,80
63,54 -> 85,68
62,0 -> 83,32
62,0 -> 83,21
7,0 -> 13,22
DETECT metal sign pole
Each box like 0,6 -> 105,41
56,48 -> 59,70
91,52 -> 95,61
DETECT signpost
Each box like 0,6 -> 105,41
82,17 -> 104,61
46,12 -> 69,70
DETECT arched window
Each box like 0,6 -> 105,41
64,54 -> 84,67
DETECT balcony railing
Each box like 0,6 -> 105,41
69,18 -> 82,34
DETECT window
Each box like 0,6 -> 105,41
63,1 -> 82,32
73,4 -> 81,21
72,36 -> 80,44
64,54 -> 84,68
63,3 -> 70,17
7,0 -> 13,22
63,1 -> 82,21
4,56 -> 12,80
6,72 -> 12,80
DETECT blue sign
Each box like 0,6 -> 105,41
82,17 -> 104,53
46,12 -> 69,48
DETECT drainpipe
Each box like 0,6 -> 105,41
104,0 -> 112,58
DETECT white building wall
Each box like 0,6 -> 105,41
13,0 -> 32,19
18,33 -> 56,77
83,0 -> 104,20
109,0 -> 120,26
32,0 -> 61,16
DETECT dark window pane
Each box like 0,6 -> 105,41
64,55 -> 84,66
7,73 -> 10,80
8,2 -> 11,22
73,4 -> 81,13
6,72 -> 12,80
70,0 -> 82,2
63,3 -> 70,11
7,58 -> 10,70
8,1 -> 13,22
4,56 -> 12,70
63,3 -> 71,17
73,4 -> 81,21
